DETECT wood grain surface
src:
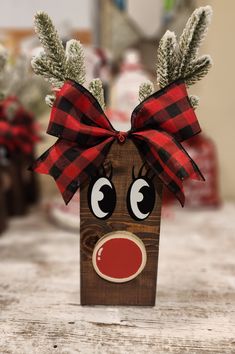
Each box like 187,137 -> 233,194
80,140 -> 163,306
0,204 -> 234,353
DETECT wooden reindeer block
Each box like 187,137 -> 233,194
30,7 -> 212,307
80,140 -> 163,306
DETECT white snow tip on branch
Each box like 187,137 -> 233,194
164,30 -> 176,39
196,5 -> 213,22
34,11 -> 47,18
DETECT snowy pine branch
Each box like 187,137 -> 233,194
31,50 -> 65,88
176,6 -> 212,78
139,81 -> 154,102
34,12 -> 66,80
156,30 -> 177,88
89,79 -> 105,110
31,12 -> 88,106
155,6 -> 212,109
184,54 -> 212,86
65,40 -> 86,85
189,95 -> 200,110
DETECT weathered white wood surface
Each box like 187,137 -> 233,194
0,203 -> 234,354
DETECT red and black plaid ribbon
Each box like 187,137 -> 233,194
0,120 -> 15,152
32,79 -> 204,205
0,97 -> 40,155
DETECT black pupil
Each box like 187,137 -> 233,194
138,184 -> 155,214
99,185 -> 115,214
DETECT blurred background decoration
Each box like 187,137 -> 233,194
0,0 -> 234,232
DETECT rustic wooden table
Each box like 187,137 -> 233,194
0,203 -> 234,354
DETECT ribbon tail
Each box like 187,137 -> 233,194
30,137 -> 114,204
184,149 -> 205,182
132,130 -> 205,206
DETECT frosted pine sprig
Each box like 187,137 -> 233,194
45,94 -> 56,107
65,39 -> 86,85
184,54 -> 212,86
139,81 -> 154,102
155,6 -> 212,109
176,6 -> 212,78
89,79 -> 105,110
156,30 -> 177,88
34,12 -> 66,77
189,95 -> 200,110
32,11 -> 89,107
31,50 -> 65,88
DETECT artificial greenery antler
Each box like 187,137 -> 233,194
31,12 -> 105,108
139,81 -> 154,102
176,6 -> 212,78
156,30 -> 177,89
155,6 -> 212,109
65,39 -> 86,85
89,79 -> 106,110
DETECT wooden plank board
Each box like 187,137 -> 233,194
0,204 -> 234,353
80,140 -> 163,306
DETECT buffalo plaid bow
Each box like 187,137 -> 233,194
32,79 -> 204,205
0,120 -> 15,152
0,97 -> 40,155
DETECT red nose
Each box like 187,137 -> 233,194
92,232 -> 147,283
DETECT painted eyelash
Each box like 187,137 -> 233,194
95,162 -> 113,180
132,162 -> 155,181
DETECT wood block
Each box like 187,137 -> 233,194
80,139 -> 163,306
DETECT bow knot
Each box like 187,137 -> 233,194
32,79 -> 204,205
117,131 -> 128,144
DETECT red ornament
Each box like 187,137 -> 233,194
92,231 -> 147,283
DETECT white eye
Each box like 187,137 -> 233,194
127,177 -> 155,220
88,177 -> 116,219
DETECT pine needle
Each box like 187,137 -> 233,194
139,81 -> 154,102
176,6 -> 212,78
184,55 -> 212,86
32,12 -> 90,107
31,51 -> 65,88
189,95 -> 200,110
155,6 -> 213,109
156,30 -> 178,88
89,79 -> 105,110
45,94 -> 56,107
34,12 -> 66,76
65,39 -> 86,84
